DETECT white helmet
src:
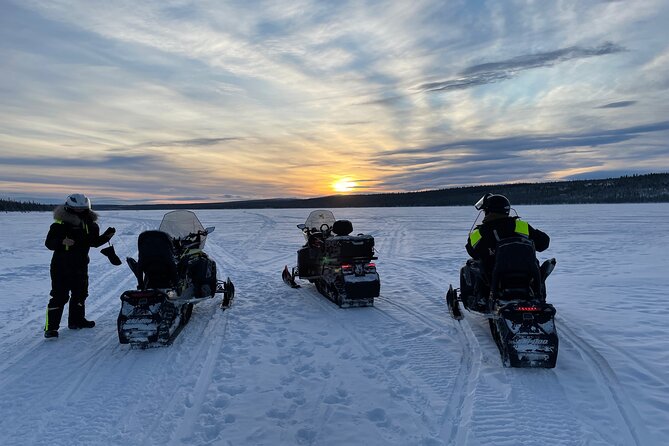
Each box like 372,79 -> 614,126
65,193 -> 91,210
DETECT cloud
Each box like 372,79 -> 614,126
137,137 -> 243,148
0,154 -> 167,169
373,120 -> 669,190
378,121 -> 669,159
0,153 -> 169,169
415,42 -> 626,93
596,101 -> 637,109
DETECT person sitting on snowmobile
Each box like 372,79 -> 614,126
461,193 -> 549,306
44,194 -> 116,338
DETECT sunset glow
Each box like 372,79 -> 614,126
332,178 -> 357,194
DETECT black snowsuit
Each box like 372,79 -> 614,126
461,213 -> 549,306
45,206 -> 113,331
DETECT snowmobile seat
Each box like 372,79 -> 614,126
490,237 -> 542,301
138,230 -> 178,289
332,220 -> 353,236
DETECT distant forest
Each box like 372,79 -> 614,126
0,198 -> 52,212
3,173 -> 668,212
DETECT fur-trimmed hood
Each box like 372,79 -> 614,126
53,205 -> 98,225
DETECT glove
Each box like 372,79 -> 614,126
101,245 -> 122,266
102,227 -> 116,238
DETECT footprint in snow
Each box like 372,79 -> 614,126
283,390 -> 307,406
296,428 -> 317,445
294,363 -> 316,377
366,408 -> 390,427
382,347 -> 407,357
218,384 -> 246,396
323,388 -> 351,405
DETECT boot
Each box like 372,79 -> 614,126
45,305 -> 64,333
44,330 -> 59,338
68,301 -> 95,329
69,319 -> 95,329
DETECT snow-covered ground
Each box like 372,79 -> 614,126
0,204 -> 667,446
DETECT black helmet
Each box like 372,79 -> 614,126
474,193 -> 510,215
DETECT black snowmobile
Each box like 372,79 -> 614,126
282,210 -> 380,307
117,210 -> 235,347
446,216 -> 558,368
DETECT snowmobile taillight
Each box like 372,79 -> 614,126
341,264 -> 354,274
517,306 -> 539,312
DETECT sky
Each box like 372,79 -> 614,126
1,0 -> 668,204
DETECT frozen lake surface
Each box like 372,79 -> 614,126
0,204 -> 667,445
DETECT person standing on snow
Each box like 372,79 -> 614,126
461,193 -> 550,305
44,194 -> 116,338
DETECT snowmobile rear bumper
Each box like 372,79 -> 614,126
343,274 -> 380,299
338,273 -> 379,307
492,302 -> 558,368
117,289 -> 182,346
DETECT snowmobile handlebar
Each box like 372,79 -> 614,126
297,223 -> 331,236
173,229 -> 213,252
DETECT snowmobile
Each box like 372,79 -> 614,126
282,210 -> 380,307
117,210 -> 235,347
446,226 -> 558,368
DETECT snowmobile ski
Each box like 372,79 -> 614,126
282,265 -> 301,288
218,277 -> 235,309
446,285 -> 464,320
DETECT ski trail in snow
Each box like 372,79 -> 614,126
557,318 -> 649,446
166,308 -> 233,444
379,250 -> 482,443
301,290 -> 437,445
444,318 -> 481,445
377,294 -> 481,443
457,315 -> 585,446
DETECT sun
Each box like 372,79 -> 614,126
332,178 -> 357,193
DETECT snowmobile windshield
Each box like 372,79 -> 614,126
304,210 -> 336,233
159,210 -> 207,249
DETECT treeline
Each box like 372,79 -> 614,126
0,198 -> 53,212
4,173 -> 668,211
96,172 -> 669,210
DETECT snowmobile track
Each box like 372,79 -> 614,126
164,305 -> 233,444
297,288 -> 441,431
375,295 -> 480,441
557,317 -> 648,446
